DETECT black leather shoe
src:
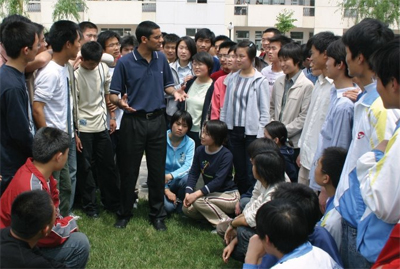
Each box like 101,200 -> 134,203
114,218 -> 130,229
152,219 -> 167,231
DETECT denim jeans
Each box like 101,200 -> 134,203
340,219 -> 373,268
164,175 -> 188,213
68,137 -> 77,213
231,226 -> 256,263
40,232 -> 90,269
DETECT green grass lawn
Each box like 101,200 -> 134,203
75,200 -> 243,269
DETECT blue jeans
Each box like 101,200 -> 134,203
231,226 -> 256,263
340,219 -> 373,268
164,175 -> 188,213
40,232 -> 90,269
69,137 -> 77,213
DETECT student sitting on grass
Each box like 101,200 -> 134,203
243,199 -> 341,269
264,121 -> 297,182
0,127 -> 90,268
243,182 -> 343,268
0,190 -> 66,268
183,120 -> 239,227
314,147 -> 347,249
164,111 -> 195,214
221,138 -> 286,263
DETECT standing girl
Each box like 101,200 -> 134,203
167,36 -> 196,121
220,40 -> 270,195
183,120 -> 239,226
178,51 -> 215,148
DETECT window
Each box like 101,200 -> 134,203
290,32 -> 304,40
255,31 -> 262,50
236,31 -> 249,39
187,0 -> 207,3
28,0 -> 41,12
309,32 -> 314,39
303,7 -> 314,16
186,28 -> 203,37
234,6 -> 247,15
101,28 -> 132,37
142,3 -> 156,12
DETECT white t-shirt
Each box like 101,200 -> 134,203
261,65 -> 284,99
34,61 -> 70,133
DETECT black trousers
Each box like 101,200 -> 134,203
117,113 -> 167,220
76,130 -> 120,213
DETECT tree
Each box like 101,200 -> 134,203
52,0 -> 88,22
0,0 -> 28,18
275,9 -> 297,35
341,0 -> 400,27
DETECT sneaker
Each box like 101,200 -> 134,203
211,229 -> 218,234
133,199 -> 138,209
70,212 -> 81,220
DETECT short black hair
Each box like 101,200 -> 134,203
264,121 -> 288,146
203,120 -> 228,147
247,137 -> 279,159
79,21 -> 98,33
135,20 -> 160,44
256,199 -> 309,254
215,35 -> 231,44
48,20 -> 80,53
176,36 -> 197,61
301,43 -> 311,61
32,22 -> 44,36
320,147 -> 348,189
97,30 -> 121,51
263,27 -> 281,36
326,38 -> 351,78
271,182 -> 322,234
308,31 -> 338,53
252,149 -> 285,187
170,110 -> 193,131
278,42 -> 303,67
33,127 -> 70,164
120,35 -> 139,51
11,190 -> 54,240
1,21 -> 37,59
0,14 -> 31,43
267,34 -> 292,47
343,18 -> 394,62
192,51 -> 214,75
81,41 -> 103,62
236,40 -> 257,62
218,40 -> 236,51
370,37 -> 400,86
195,28 -> 215,46
163,33 -> 179,46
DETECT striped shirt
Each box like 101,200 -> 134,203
232,75 -> 254,127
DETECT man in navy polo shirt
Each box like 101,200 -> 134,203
109,21 -> 186,231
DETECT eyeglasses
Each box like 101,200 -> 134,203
225,54 -> 237,59
218,54 -> 229,59
106,42 -> 121,48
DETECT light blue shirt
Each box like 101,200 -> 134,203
309,86 -> 355,191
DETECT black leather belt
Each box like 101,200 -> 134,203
129,109 -> 164,120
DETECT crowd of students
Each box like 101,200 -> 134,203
0,14 -> 399,269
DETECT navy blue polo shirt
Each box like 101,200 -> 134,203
110,48 -> 174,113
